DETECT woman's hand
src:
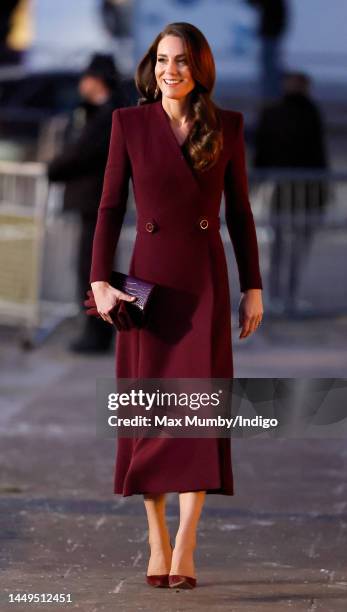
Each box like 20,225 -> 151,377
238,289 -> 263,339
90,281 -> 137,327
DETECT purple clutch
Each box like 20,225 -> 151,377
84,271 -> 156,330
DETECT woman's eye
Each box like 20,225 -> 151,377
157,58 -> 187,64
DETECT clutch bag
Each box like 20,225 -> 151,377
84,271 -> 156,329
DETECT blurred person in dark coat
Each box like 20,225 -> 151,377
247,0 -> 288,100
48,53 -> 125,352
253,71 -> 328,313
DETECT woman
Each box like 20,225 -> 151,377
89,22 -> 264,589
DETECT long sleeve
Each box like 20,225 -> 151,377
89,109 -> 131,283
224,113 -> 263,293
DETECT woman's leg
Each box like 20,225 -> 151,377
170,491 -> 206,577
143,493 -> 172,575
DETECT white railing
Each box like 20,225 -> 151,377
0,161 -> 79,347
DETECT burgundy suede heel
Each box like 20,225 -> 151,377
146,574 -> 169,588
168,575 -> 197,589
146,540 -> 173,587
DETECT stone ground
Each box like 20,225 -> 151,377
0,314 -> 346,612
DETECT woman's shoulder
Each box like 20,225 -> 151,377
112,103 -> 160,136
113,102 -> 157,122
215,107 -> 245,145
216,105 -> 244,127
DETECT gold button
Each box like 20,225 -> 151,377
199,218 -> 209,230
145,222 -> 154,233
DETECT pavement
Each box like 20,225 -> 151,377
0,314 -> 347,612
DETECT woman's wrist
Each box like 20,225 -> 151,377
91,280 -> 109,289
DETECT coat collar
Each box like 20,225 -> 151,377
155,99 -> 192,148
153,100 -> 201,186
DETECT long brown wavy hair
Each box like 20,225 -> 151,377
135,22 -> 223,172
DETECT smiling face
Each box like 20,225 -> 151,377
154,35 -> 195,101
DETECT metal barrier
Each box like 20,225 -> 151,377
246,169 -> 347,317
0,161 -> 79,347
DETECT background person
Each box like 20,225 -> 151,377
253,71 -> 328,313
48,53 -> 126,353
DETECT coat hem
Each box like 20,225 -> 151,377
114,487 -> 234,497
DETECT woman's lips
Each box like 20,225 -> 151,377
163,79 -> 182,87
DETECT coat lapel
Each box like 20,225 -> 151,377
154,100 -> 201,188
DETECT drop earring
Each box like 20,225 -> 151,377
154,84 -> 160,99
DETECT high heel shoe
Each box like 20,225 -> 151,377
146,540 -> 173,588
168,575 -> 197,589
146,574 -> 169,588
169,540 -> 197,588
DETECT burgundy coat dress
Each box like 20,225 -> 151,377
89,100 -> 263,496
